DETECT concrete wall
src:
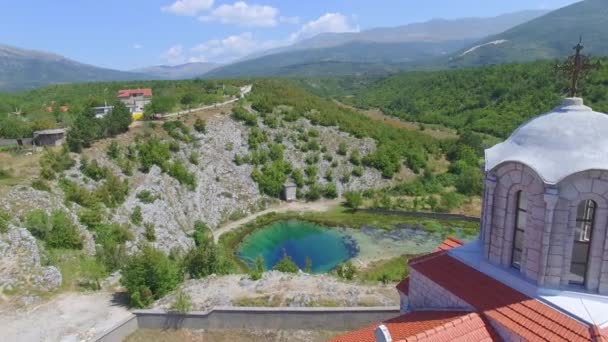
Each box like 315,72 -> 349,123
96,306 -> 400,342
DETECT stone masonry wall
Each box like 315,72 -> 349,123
482,161 -> 608,294
408,268 -> 473,311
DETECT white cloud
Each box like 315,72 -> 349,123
290,13 -> 358,42
199,1 -> 278,27
161,44 -> 185,64
279,16 -> 300,25
133,44 -> 143,49
190,32 -> 282,62
162,0 -> 214,16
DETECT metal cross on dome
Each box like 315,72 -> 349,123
556,37 -> 601,97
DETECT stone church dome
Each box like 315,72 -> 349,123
485,98 -> 608,184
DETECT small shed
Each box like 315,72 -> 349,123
282,180 -> 297,202
33,129 -> 66,148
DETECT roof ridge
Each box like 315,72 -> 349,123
408,250 -> 447,266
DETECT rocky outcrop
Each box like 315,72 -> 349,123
154,271 -> 398,311
0,226 -> 62,292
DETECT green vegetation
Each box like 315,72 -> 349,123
273,252 -> 299,273
248,80 -> 438,178
121,245 -> 181,308
25,210 -> 83,249
39,147 -> 74,180
335,261 -> 357,280
193,118 -> 207,133
131,206 -> 143,225
170,290 -> 193,314
144,223 -> 156,242
0,209 -> 10,233
360,256 -> 410,284
136,190 -> 158,204
349,60 -> 608,138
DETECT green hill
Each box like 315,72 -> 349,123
319,58 -> 608,138
203,40 -> 473,79
447,0 -> 608,67
0,44 -> 153,92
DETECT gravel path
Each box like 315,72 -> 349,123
213,199 -> 340,242
1,291 -> 132,342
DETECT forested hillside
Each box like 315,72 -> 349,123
336,59 -> 608,137
0,79 -> 245,140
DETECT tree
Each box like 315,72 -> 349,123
183,240 -> 232,279
273,252 -> 299,273
194,118 -> 207,133
455,166 -> 483,196
103,101 -> 132,137
336,261 -> 356,280
304,256 -> 312,273
45,210 -> 83,249
344,192 -> 363,210
121,245 -> 181,308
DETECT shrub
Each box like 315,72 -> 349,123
170,290 -> 193,314
336,261 -> 356,280
31,179 -> 51,192
163,121 -> 192,143
106,141 -> 121,160
192,220 -> 211,247
189,151 -> 200,165
95,173 -> 130,208
121,246 -> 181,308
131,206 -> 143,225
344,192 -> 363,209
305,184 -> 322,201
144,223 -> 156,242
352,166 -> 363,177
136,190 -> 157,204
251,161 -> 291,197
0,210 -> 9,234
40,146 -> 75,178
25,209 -> 51,240
94,223 -> 133,271
337,142 -> 348,156
137,138 -> 171,173
455,166 -> 483,196
232,106 -> 257,126
167,161 -> 197,189
60,179 -> 96,208
292,169 -> 304,188
193,118 -> 207,133
80,158 -> 109,181
325,169 -> 333,182
273,253 -> 299,273
304,256 -> 312,273
323,183 -> 338,199
350,150 -> 361,165
183,241 -> 232,279
46,210 -> 83,249
78,204 -> 105,230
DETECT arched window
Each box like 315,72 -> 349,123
511,191 -> 527,269
569,200 -> 596,286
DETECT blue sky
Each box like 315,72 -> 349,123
0,0 -> 580,70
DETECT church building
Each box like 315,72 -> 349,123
331,97 -> 608,341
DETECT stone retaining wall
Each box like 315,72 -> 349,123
96,306 -> 400,342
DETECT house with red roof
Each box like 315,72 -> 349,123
331,97 -> 608,342
117,88 -> 152,115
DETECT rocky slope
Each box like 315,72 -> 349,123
0,107 -> 396,291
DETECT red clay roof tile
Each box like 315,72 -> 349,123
410,253 -> 592,341
330,311 -> 500,342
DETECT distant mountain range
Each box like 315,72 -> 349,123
446,0 -> 608,67
0,44 -> 151,92
204,10 -> 548,78
131,62 -> 220,80
4,1 -> 608,92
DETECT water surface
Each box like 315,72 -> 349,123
237,220 -> 357,273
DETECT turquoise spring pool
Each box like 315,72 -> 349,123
237,220 -> 358,273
